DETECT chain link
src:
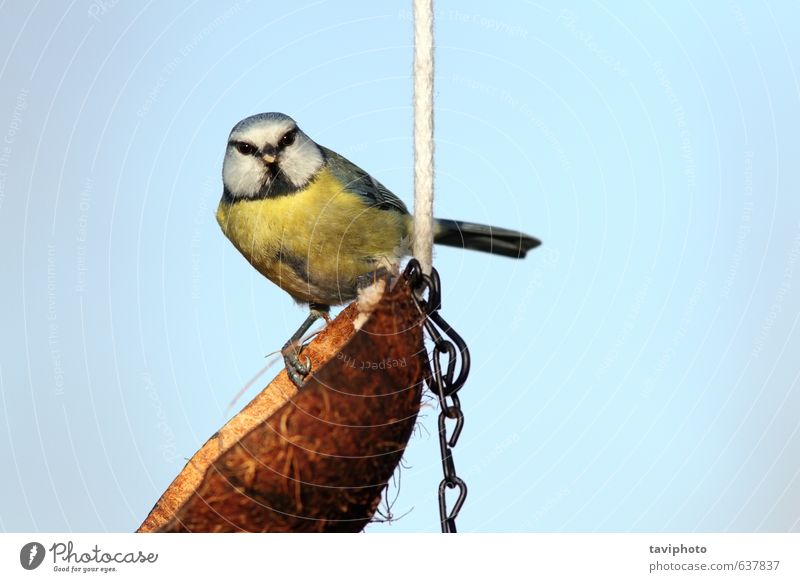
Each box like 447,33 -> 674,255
404,259 -> 470,533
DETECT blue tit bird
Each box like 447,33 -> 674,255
217,112 -> 540,386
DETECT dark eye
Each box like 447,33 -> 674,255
234,142 -> 256,155
279,130 -> 296,148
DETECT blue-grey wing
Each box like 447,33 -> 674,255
320,146 -> 409,215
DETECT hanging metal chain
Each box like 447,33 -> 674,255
404,258 -> 471,533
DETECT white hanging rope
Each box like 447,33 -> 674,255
412,0 -> 435,274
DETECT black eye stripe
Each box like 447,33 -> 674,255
279,129 -> 297,148
231,141 -> 256,155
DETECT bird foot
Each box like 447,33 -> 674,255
281,341 -> 311,388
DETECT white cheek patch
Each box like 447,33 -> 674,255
279,137 -> 324,187
223,151 -> 266,198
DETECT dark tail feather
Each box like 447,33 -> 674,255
434,218 -> 542,259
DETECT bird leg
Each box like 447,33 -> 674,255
281,303 -> 329,387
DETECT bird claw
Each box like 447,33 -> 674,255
282,345 -> 311,388
279,305 -> 329,388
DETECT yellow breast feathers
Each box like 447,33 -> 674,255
216,167 -> 409,304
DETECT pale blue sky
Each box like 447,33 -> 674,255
1,1 -> 799,532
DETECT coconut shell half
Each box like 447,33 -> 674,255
138,275 -> 425,533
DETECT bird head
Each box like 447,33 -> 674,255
222,112 -> 324,200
